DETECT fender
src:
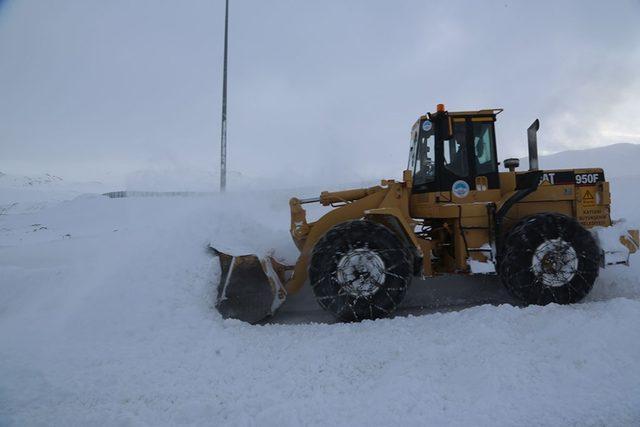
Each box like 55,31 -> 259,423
364,207 -> 422,254
365,207 -> 424,276
283,189 -> 389,294
284,181 -> 417,294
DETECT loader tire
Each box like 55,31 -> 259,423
499,213 -> 601,305
309,220 -> 413,322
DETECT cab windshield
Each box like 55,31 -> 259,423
409,120 -> 436,186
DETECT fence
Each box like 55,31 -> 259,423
102,191 -> 214,199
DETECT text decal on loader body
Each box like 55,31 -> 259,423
536,171 -> 604,186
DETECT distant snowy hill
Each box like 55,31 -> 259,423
0,172 -> 109,213
521,143 -> 640,178
0,171 -> 63,188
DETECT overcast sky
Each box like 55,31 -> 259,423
1,0 -> 639,185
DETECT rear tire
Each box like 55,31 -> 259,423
309,220 -> 413,321
499,213 -> 601,305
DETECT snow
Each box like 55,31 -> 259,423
467,243 -> 496,274
522,142 -> 640,179
467,258 -> 496,274
0,171 -> 110,215
593,221 -> 636,265
1,171 -> 640,425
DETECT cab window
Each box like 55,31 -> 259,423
473,122 -> 497,175
412,125 -> 436,186
444,122 -> 469,177
407,129 -> 418,170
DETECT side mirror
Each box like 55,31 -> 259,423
504,158 -> 520,172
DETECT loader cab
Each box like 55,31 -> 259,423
409,107 -> 501,195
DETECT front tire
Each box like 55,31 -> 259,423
499,213 -> 601,305
309,220 -> 413,321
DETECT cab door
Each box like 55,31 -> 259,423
434,118 -> 474,197
469,118 -> 500,190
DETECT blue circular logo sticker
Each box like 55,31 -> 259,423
422,120 -> 432,132
452,180 -> 470,198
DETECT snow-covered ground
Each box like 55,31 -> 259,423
1,163 -> 640,425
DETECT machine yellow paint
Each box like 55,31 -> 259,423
283,164 -> 632,291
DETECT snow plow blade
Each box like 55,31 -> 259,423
211,248 -> 288,324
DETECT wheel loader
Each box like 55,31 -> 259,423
213,104 -> 639,323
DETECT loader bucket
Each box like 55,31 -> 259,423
211,248 -> 287,323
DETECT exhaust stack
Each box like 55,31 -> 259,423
528,119 -> 540,171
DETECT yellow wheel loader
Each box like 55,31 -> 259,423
213,105 -> 639,323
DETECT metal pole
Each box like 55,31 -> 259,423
220,0 -> 229,191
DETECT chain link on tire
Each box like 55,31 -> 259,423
309,220 -> 413,321
499,213 -> 601,305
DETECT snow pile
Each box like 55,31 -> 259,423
0,177 -> 639,425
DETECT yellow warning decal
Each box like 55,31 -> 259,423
581,188 -> 596,207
